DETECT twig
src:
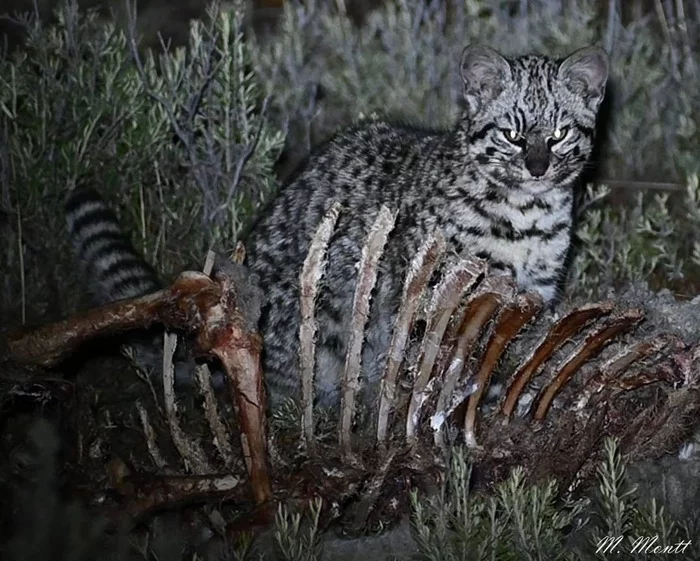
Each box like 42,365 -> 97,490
182,36 -> 220,135
125,1 -> 190,153
653,0 -> 673,44
339,448 -> 398,535
376,231 -> 446,447
597,179 -> 684,192
124,0 -> 207,192
604,0 -> 618,54
16,204 -> 25,324
136,401 -> 169,471
203,249 -> 217,276
196,363 -> 236,469
675,0 -> 695,78
405,257 -> 486,445
339,206 -> 397,455
223,96 -> 269,214
300,202 -> 342,452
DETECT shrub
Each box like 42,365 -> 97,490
409,439 -> 700,561
2,0 -> 699,321
0,0 -> 283,324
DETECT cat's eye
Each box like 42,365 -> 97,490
551,127 -> 569,141
504,129 -> 520,142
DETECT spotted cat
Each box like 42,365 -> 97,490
243,44 -> 609,408
66,45 -> 609,410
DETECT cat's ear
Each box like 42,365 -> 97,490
460,45 -> 511,115
559,46 -> 609,108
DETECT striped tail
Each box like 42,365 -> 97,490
64,187 -> 220,388
65,188 -> 161,305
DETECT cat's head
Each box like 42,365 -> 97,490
459,44 -> 608,195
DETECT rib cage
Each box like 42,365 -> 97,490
294,203 -> 700,502
14,195 -> 698,531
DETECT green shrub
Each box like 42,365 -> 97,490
2,0 -> 699,321
410,450 -> 586,561
5,425 -> 696,561
571,175 -> 700,300
0,0 -> 283,323
409,439 -> 700,561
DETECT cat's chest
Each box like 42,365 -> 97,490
477,199 -> 570,253
418,188 -> 572,299
432,190 -> 570,243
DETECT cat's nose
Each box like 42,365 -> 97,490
525,138 -> 549,178
526,158 -> 549,177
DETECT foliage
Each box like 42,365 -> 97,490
581,438 -> 700,560
273,497 -> 323,561
409,440 -> 700,561
2,0 -> 699,320
571,174 -> 700,299
252,0 -> 700,183
4,428 -> 698,561
0,0 -> 283,324
410,449 -> 587,561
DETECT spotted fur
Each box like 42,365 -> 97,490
244,44 -> 609,409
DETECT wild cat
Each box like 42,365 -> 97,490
243,44 -> 608,408
66,45 -> 608,410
